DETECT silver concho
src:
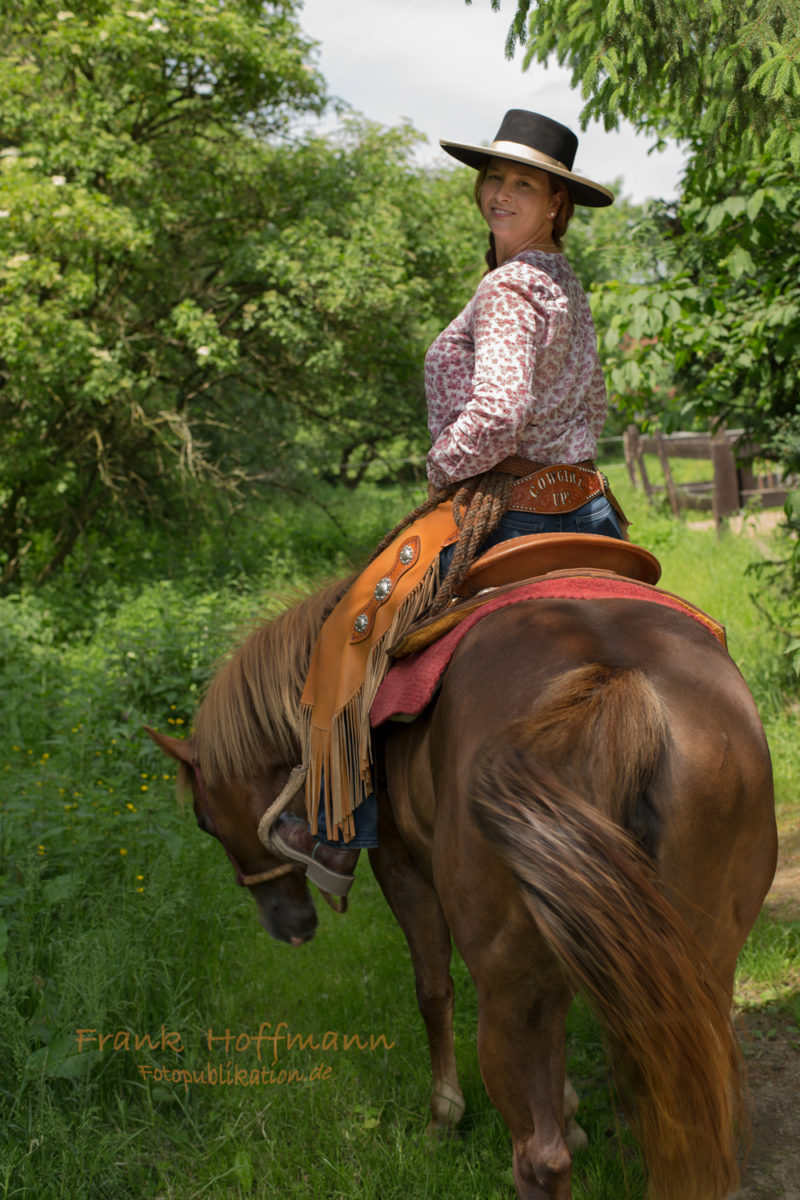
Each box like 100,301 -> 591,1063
354,613 -> 369,634
399,542 -> 415,565
374,576 -> 393,601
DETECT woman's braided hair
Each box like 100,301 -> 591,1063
368,469 -> 516,617
367,167 -> 573,624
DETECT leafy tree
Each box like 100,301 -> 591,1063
561,184 -> 652,404
0,0 -> 325,588
227,121 -> 485,491
0,2 -> 485,590
595,161 -> 800,447
563,184 -> 646,291
492,0 -> 800,173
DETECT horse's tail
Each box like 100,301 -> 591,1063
471,664 -> 745,1200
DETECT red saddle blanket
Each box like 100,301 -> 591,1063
370,573 -> 726,728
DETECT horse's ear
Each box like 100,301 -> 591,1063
144,725 -> 195,764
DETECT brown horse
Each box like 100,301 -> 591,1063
148,574 -> 777,1200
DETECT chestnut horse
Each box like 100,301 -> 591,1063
148,575 -> 776,1200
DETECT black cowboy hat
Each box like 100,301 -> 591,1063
440,109 -> 614,208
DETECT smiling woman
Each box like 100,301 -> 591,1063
477,159 -> 563,264
426,109 -> 617,505
267,109 -> 630,885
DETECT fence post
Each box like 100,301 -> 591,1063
655,432 -> 681,516
623,426 -> 639,487
711,432 -> 740,523
624,425 -> 655,496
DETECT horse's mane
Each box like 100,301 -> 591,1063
193,576 -> 353,785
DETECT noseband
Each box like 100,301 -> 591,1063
191,761 -> 296,888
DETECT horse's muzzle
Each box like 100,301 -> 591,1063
251,880 -> 318,945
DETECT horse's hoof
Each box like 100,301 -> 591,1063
565,1118 -> 589,1153
564,1076 -> 588,1151
428,1084 -> 466,1136
425,1118 -> 460,1141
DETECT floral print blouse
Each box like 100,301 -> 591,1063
425,250 -> 608,490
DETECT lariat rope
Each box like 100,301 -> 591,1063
430,470 -> 516,614
256,763 -> 309,850
367,469 -> 517,617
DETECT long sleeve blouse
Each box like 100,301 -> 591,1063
425,250 -> 608,490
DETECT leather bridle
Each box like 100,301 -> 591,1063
190,761 -> 296,888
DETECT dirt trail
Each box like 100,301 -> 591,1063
679,507 -> 800,1196
732,838 -> 800,1199
687,509 -> 787,538
734,1005 -> 800,1199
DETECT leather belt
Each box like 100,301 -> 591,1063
495,458 -> 606,515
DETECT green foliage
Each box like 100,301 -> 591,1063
748,485 -> 800,684
230,122 -> 484,491
786,489 -> 800,677
564,183 -> 648,291
738,911 -> 800,999
501,0 -> 800,171
0,0 -> 323,589
597,161 -> 800,433
561,185 -> 657,431
0,2 -> 486,591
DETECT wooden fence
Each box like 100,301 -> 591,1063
623,426 -> 796,523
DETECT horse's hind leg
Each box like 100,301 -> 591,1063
476,975 -> 574,1200
368,835 -> 465,1135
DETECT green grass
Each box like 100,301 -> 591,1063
0,855 -> 649,1200
0,471 -> 798,1199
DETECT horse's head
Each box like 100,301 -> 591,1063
145,727 -> 318,946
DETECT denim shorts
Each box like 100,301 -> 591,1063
439,493 -> 623,578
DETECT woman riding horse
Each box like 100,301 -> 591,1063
272,110 -> 626,894
146,110 -> 778,1200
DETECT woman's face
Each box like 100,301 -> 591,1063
479,158 -> 558,263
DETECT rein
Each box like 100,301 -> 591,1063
191,761 -> 296,888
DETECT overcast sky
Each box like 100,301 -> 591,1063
298,0 -> 686,204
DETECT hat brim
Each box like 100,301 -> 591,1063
439,139 -> 614,208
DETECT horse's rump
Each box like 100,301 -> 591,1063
469,661 -> 747,1200
372,575 -> 726,727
